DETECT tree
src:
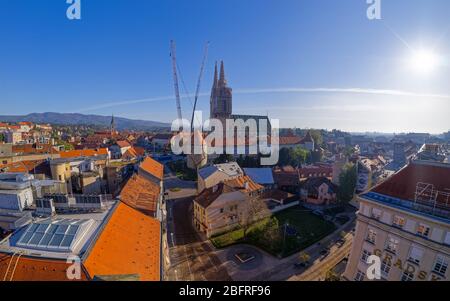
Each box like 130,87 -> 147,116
299,252 -> 311,263
338,163 -> 357,203
278,147 -> 308,167
325,269 -> 341,281
238,197 -> 271,239
213,154 -> 234,164
291,147 -> 308,166
310,149 -> 323,163
278,148 -> 291,166
309,130 -> 323,146
0,133 -> 4,142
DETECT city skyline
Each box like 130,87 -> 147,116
1,0 -> 449,133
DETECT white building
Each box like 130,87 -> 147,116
344,160 -> 450,281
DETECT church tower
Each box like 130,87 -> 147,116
210,61 -> 232,121
110,114 -> 115,138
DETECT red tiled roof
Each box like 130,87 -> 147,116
224,175 -> 264,193
195,175 -> 263,208
120,174 -> 160,216
273,171 -> 300,187
12,144 -> 54,154
372,162 -> 450,206
83,202 -> 161,281
59,148 -> 108,159
0,254 -> 88,281
0,160 -> 50,176
139,157 -> 164,180
117,140 -> 131,148
279,136 -> 303,145
123,146 -> 145,160
298,165 -> 332,178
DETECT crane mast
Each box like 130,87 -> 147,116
191,42 -> 209,132
170,40 -> 183,122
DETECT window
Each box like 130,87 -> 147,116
371,208 -> 382,220
381,259 -> 392,276
408,246 -> 424,265
354,270 -> 365,281
366,229 -> 377,244
433,255 -> 448,276
401,271 -> 414,281
417,224 -> 430,238
444,232 -> 450,246
393,215 -> 405,229
385,236 -> 399,254
361,249 -> 371,262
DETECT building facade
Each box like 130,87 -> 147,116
344,160 -> 450,281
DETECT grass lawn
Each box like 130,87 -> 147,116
167,160 -> 197,181
211,205 -> 336,258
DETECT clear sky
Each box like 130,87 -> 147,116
1,0 -> 449,133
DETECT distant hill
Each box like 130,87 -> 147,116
0,112 -> 170,131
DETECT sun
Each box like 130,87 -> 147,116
409,49 -> 440,74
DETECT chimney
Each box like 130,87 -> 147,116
244,182 -> 249,190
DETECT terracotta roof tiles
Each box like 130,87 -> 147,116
83,202 -> 161,281
139,157 -> 164,180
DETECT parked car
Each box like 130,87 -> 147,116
337,238 -> 346,248
294,261 -> 310,269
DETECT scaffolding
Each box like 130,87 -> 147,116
414,182 -> 450,219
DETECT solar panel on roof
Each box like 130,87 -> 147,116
49,234 -> 64,247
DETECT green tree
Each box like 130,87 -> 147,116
310,149 -> 323,163
0,133 -> 4,142
338,163 -> 357,203
325,269 -> 341,281
213,154 -> 235,164
278,148 -> 292,166
291,147 -> 309,166
309,130 -> 323,146
299,252 -> 311,263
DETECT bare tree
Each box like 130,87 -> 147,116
238,196 -> 271,239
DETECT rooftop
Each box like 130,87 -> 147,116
363,160 -> 450,221
139,157 -> 164,180
59,148 -> 109,159
119,174 -> 160,216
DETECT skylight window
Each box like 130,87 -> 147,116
16,219 -> 94,252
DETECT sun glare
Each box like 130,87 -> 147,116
409,49 -> 440,74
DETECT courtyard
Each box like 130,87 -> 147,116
211,205 -> 336,258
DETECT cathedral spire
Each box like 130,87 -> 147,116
219,60 -> 226,86
212,61 -> 218,89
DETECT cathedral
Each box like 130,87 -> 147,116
209,61 -> 271,134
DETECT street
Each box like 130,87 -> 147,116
163,162 -> 232,282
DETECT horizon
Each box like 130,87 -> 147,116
1,0 -> 449,133
0,111 -> 448,136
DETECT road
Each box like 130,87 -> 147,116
247,218 -> 355,281
165,195 -> 231,281
289,234 -> 353,281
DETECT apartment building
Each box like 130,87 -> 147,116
193,175 -> 265,237
344,160 -> 450,281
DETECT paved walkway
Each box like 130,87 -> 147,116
214,215 -> 356,281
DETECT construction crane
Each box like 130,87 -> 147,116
191,42 -> 209,132
169,41 -> 210,170
170,40 -> 183,123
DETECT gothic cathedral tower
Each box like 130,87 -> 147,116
210,61 -> 232,121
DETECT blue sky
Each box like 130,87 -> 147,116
0,0 -> 449,133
